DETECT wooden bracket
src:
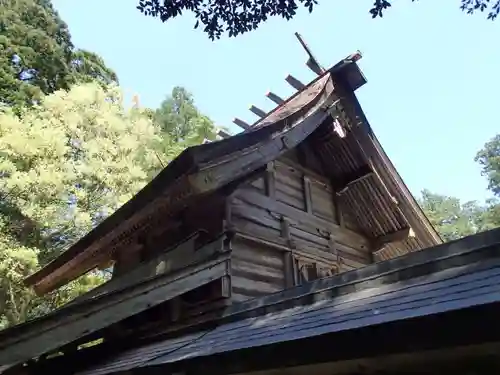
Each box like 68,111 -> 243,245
371,227 -> 414,252
334,165 -> 374,195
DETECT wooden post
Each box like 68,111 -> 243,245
283,252 -> 295,288
264,162 -> 276,198
303,176 -> 313,214
334,193 -> 345,227
281,216 -> 296,288
170,297 -> 181,322
224,195 -> 234,233
280,217 -> 294,247
327,232 -> 342,274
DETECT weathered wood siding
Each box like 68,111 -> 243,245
230,236 -> 286,302
229,156 -> 372,302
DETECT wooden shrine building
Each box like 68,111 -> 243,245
1,49 -> 500,375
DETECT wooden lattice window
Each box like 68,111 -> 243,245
296,259 -> 340,284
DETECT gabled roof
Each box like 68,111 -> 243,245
25,227 -> 500,375
24,54 -> 442,295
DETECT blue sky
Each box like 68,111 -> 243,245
52,0 -> 499,204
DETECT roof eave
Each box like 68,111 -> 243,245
24,147 -> 199,289
25,74 -> 339,294
331,64 -> 442,247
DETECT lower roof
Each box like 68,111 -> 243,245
0,235 -> 230,370
71,227 -> 500,375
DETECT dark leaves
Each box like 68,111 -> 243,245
1,0 -> 117,109
136,0 -> 318,40
369,0 -> 391,18
458,0 -> 499,20
137,0 -> 499,39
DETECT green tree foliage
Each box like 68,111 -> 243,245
417,133 -> 500,242
70,49 -> 118,85
0,82 -> 166,327
476,134 -> 500,198
137,0 -> 498,39
154,87 -> 220,161
370,0 -> 499,19
0,0 -> 117,109
0,82 -> 219,328
418,190 -> 497,242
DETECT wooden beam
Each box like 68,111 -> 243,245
193,110 -> 331,192
266,91 -> 285,105
64,233 -> 221,306
233,118 -> 251,130
182,275 -> 231,308
285,74 -> 306,90
333,164 -> 374,194
249,105 -> 267,118
234,188 -> 369,250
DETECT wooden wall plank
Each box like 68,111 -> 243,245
230,237 -> 285,300
234,187 -> 369,250
228,154 -> 374,303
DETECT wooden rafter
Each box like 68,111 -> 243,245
285,74 -> 306,90
266,91 -> 285,105
233,118 -> 251,130
217,129 -> 231,139
249,105 -> 267,118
